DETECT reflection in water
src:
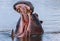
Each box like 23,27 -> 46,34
16,34 -> 43,41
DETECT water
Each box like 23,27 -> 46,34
0,31 -> 60,41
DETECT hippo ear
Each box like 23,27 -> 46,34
40,20 -> 43,24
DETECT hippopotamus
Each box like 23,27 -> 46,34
13,1 -> 44,39
15,13 -> 44,37
15,13 -> 43,35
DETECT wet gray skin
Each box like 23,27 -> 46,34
15,13 -> 44,38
